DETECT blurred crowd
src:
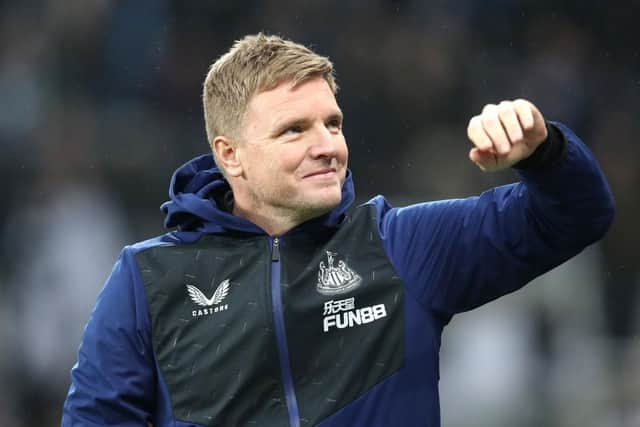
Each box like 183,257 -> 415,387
0,1 -> 637,426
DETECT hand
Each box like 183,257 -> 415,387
467,99 -> 548,172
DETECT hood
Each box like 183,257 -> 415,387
160,153 -> 355,235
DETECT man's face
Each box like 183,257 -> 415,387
233,76 -> 348,222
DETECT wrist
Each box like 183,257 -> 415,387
513,122 -> 568,171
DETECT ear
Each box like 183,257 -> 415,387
212,136 -> 243,177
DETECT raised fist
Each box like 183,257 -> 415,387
467,99 -> 548,172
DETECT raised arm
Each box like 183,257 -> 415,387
376,100 -> 615,315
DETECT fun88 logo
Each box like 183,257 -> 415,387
322,297 -> 387,332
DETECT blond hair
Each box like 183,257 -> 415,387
202,33 -> 338,151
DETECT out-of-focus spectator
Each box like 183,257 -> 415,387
1,98 -> 129,425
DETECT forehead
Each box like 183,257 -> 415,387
245,77 -> 340,129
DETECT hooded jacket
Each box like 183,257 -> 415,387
62,122 -> 614,427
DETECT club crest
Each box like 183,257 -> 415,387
317,251 -> 362,295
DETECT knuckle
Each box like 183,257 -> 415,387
481,112 -> 499,128
481,103 -> 497,114
498,102 -> 515,117
467,116 -> 481,136
520,114 -> 535,129
508,121 -> 524,137
498,106 -> 513,119
513,100 -> 529,114
468,115 -> 481,126
511,133 -> 525,144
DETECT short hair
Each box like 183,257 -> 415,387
202,33 -> 338,152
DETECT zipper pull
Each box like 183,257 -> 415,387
271,237 -> 280,262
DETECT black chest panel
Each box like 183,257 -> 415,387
281,206 -> 405,425
137,236 -> 288,426
137,205 -> 405,426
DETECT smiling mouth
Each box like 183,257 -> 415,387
303,168 -> 337,179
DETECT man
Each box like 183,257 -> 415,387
62,34 -> 614,427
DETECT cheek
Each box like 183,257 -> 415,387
338,138 -> 349,164
279,147 -> 308,172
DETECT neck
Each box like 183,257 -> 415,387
231,192 -> 333,236
232,202 -> 304,236
227,179 -> 335,236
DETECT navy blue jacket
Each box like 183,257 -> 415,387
62,122 -> 614,426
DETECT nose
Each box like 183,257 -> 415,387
309,124 -> 339,159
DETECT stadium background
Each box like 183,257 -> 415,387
0,1 -> 638,426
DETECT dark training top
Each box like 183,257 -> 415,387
62,122 -> 614,427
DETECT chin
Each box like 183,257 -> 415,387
290,184 -> 343,215
318,195 -> 342,212
301,192 -> 342,214
319,186 -> 343,205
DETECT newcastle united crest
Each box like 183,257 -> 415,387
317,251 -> 362,295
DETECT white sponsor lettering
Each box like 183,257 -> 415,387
322,300 -> 387,332
323,297 -> 355,315
192,304 -> 229,318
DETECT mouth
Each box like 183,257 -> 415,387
303,168 -> 338,179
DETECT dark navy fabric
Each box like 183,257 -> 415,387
62,122 -> 614,426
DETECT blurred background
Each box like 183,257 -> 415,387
0,0 -> 638,426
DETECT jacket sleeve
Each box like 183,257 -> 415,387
62,247 -> 155,426
377,122 -> 615,315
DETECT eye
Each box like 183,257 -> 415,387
326,118 -> 342,132
281,125 -> 303,136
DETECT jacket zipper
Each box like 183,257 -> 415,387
270,237 -> 300,427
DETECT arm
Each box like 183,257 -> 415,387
62,248 -> 155,426
377,101 -> 614,315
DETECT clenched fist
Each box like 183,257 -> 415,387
467,99 -> 548,172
